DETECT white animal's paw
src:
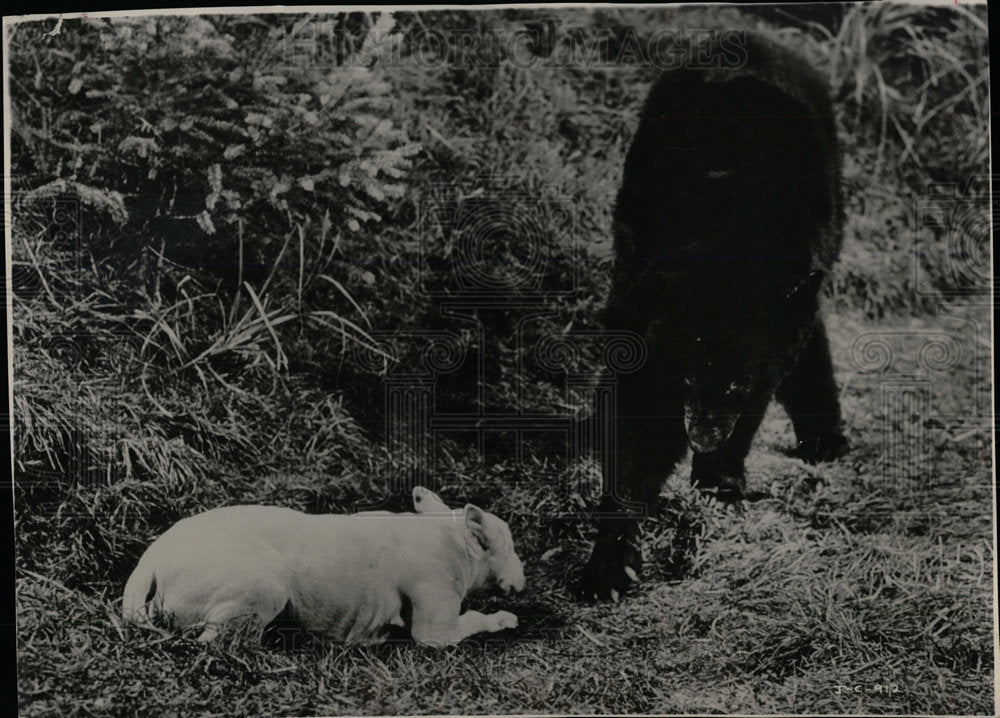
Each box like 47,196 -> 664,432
491,611 -> 517,631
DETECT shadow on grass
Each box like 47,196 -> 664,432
256,595 -> 571,656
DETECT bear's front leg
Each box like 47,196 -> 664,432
580,369 -> 688,601
580,505 -> 644,603
689,396 -> 771,504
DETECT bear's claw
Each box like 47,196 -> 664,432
579,535 -> 641,603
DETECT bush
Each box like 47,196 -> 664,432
9,7 -> 990,589
10,13 -> 420,585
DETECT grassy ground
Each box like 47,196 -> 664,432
11,6 -> 994,716
17,308 -> 994,716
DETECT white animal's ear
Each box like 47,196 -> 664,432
464,504 -> 490,549
413,486 -> 450,514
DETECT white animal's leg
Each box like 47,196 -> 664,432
197,624 -> 221,643
454,610 -> 518,641
193,591 -> 287,643
409,587 -> 517,647
409,588 -> 461,647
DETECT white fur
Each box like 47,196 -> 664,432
122,487 -> 524,646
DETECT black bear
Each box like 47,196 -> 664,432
582,33 -> 848,600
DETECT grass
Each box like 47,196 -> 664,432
10,5 -> 995,716
16,307 -> 994,716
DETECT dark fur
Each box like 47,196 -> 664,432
582,34 -> 848,599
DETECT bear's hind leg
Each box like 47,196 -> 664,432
775,318 -> 848,464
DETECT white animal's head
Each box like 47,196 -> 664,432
411,486 -> 525,595
463,504 -> 525,595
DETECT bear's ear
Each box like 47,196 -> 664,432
783,269 -> 826,322
785,269 -> 826,301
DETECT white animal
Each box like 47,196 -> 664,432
122,487 -> 525,646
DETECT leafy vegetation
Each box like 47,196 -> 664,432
10,6 -> 992,715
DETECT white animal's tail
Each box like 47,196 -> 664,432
121,558 -> 156,623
